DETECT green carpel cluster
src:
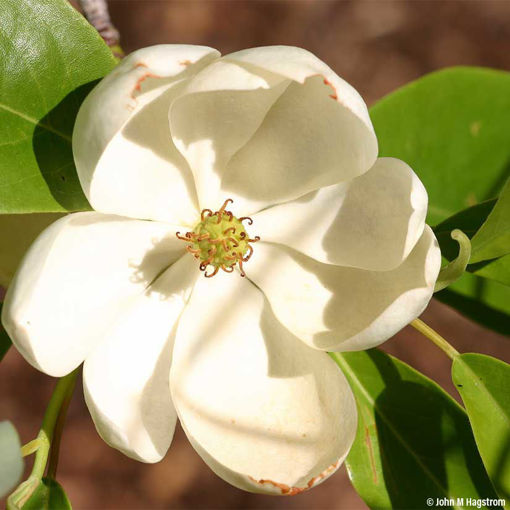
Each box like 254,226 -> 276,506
176,199 -> 259,278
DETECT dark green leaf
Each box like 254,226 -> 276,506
0,421 -> 23,498
370,67 -> 510,226
23,478 -> 71,510
332,350 -> 499,509
0,0 -> 116,213
452,354 -> 510,500
374,68 -> 510,330
434,200 -> 496,258
435,271 -> 510,336
434,200 -> 510,287
0,302 -> 12,362
433,199 -> 510,327
470,178 -> 510,264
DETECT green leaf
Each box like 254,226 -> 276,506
0,303 -> 12,362
434,200 -> 497,257
0,421 -> 23,499
470,178 -> 510,264
0,213 -> 64,287
436,272 -> 510,336
434,200 -> 510,287
371,67 -> 510,332
434,230 -> 471,292
370,67 -> 510,226
22,478 -> 71,510
0,0 -> 117,214
452,354 -> 510,501
332,350 -> 500,509
470,255 -> 510,287
433,200 -> 510,332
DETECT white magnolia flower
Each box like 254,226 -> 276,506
2,45 -> 441,495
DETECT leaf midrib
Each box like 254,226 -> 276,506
332,353 -> 467,510
0,102 -> 71,143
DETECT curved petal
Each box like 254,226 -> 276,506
248,226 -> 441,352
1,212 -> 184,377
84,255 -> 197,463
252,157 -> 428,271
73,45 -> 220,225
170,59 -> 290,211
170,273 -> 357,494
170,46 -> 377,216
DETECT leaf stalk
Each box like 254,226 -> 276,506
411,318 -> 460,360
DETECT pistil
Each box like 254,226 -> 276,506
176,199 -> 260,278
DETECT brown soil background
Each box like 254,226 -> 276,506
2,1 -> 510,509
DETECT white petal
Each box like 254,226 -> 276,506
252,157 -> 428,271
226,46 -> 372,130
170,273 -> 357,494
73,45 -> 220,225
84,255 -> 197,463
248,226 -> 441,352
170,46 -> 377,216
170,59 -> 290,210
1,212 -> 184,377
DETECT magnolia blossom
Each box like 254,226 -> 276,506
2,45 -> 441,495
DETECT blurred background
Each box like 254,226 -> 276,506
2,1 -> 510,509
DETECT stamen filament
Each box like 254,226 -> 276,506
176,198 -> 259,278
205,266 -> 220,278
201,209 -> 213,221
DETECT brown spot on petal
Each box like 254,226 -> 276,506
248,477 -> 304,496
323,77 -> 338,100
248,460 -> 342,496
131,72 -> 162,100
179,59 -> 192,66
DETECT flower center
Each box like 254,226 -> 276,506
176,199 -> 260,278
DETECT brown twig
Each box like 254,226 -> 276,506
78,0 -> 124,59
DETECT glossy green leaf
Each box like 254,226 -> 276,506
0,0 -> 116,213
470,178 -> 510,264
0,303 -> 12,362
452,354 -> 510,501
0,421 -> 23,499
370,67 -> 510,226
433,200 -> 510,333
434,200 -> 510,287
22,478 -> 71,510
375,69 -> 510,330
470,255 -> 510,287
434,200 -> 496,257
332,350 -> 500,509
436,272 -> 510,336
434,230 -> 471,292
433,200 -> 510,332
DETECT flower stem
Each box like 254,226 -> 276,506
20,438 -> 43,457
7,369 -> 78,509
411,318 -> 460,360
31,368 -> 78,479
46,371 -> 77,479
